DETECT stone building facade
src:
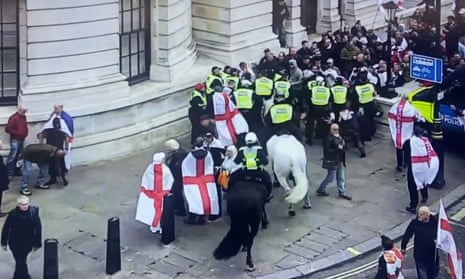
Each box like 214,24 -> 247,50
0,0 -> 453,165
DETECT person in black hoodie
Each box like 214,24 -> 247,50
401,206 -> 439,279
1,195 -> 42,279
164,139 -> 187,217
0,140 -> 10,217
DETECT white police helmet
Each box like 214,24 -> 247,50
315,75 -> 325,86
245,132 -> 258,145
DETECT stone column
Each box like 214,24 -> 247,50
317,0 -> 342,33
150,0 -> 197,82
192,0 -> 279,65
21,0 -> 129,115
342,0 -> 385,29
284,0 -> 307,48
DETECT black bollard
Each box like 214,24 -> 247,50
43,238 -> 59,279
161,194 -> 175,245
105,217 -> 121,275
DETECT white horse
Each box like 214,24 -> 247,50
266,134 -> 311,216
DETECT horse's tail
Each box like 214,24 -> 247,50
213,219 -> 249,260
285,162 -> 308,204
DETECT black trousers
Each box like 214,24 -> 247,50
11,246 -> 32,279
360,102 -> 376,140
407,166 -> 429,208
396,141 -> 410,168
188,110 -> 202,144
305,107 -> 329,142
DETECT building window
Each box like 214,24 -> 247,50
0,0 -> 18,106
120,0 -> 151,84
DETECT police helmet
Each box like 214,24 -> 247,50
245,132 -> 258,145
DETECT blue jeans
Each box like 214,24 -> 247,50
19,160 -> 48,190
318,162 -> 346,195
6,139 -> 24,175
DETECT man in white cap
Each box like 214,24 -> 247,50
388,93 -> 424,172
135,152 -> 174,235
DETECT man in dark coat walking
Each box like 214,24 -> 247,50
0,139 -> 10,217
164,139 -> 187,216
1,195 -> 42,279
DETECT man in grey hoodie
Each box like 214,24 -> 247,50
288,59 -> 304,110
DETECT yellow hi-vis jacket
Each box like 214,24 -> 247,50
311,86 -> 330,106
255,77 -> 273,97
270,103 -> 293,124
355,83 -> 375,104
330,85 -> 348,105
233,88 -> 254,109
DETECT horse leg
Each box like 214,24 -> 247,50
245,215 -> 260,272
288,203 -> 296,217
261,205 -> 269,229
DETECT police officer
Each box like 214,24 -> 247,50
224,68 -> 240,91
189,83 -> 207,144
354,69 -> 377,141
205,66 -> 224,95
264,87 -> 302,143
228,132 -> 272,201
330,77 -> 348,122
304,76 -> 331,146
231,80 -> 264,133
255,71 -> 274,100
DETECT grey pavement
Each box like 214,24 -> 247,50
1,125 -> 465,279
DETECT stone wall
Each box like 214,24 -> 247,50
192,0 -> 279,65
150,0 -> 197,82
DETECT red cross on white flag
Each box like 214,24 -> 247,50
437,199 -> 463,279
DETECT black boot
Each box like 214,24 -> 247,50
62,176 -> 68,186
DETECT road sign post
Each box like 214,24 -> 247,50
410,53 -> 445,189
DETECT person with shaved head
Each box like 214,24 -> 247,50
401,206 -> 439,279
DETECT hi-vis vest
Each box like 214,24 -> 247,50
224,76 -> 240,90
355,83 -> 375,104
311,86 -> 330,106
220,72 -> 230,83
206,74 -> 222,94
233,88 -> 254,109
273,73 -> 282,82
331,86 -> 348,105
274,81 -> 291,99
240,146 -> 261,170
270,103 -> 293,124
190,90 -> 207,109
255,77 -> 273,96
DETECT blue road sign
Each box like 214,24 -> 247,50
410,53 -> 443,84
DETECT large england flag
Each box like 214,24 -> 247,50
437,200 -> 463,279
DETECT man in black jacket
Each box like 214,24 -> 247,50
316,123 -> 352,200
401,206 -> 439,279
1,195 -> 42,279
164,139 -> 187,217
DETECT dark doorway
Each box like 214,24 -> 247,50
301,0 -> 318,34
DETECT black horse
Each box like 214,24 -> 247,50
213,181 -> 269,272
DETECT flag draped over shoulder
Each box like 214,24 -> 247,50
437,200 -> 463,279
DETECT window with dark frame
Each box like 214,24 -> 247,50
0,0 -> 19,106
120,0 -> 151,84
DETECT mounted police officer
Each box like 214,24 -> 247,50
263,84 -> 302,144
228,132 -> 272,201
304,76 -> 331,146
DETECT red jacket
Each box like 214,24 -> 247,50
5,112 -> 28,140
